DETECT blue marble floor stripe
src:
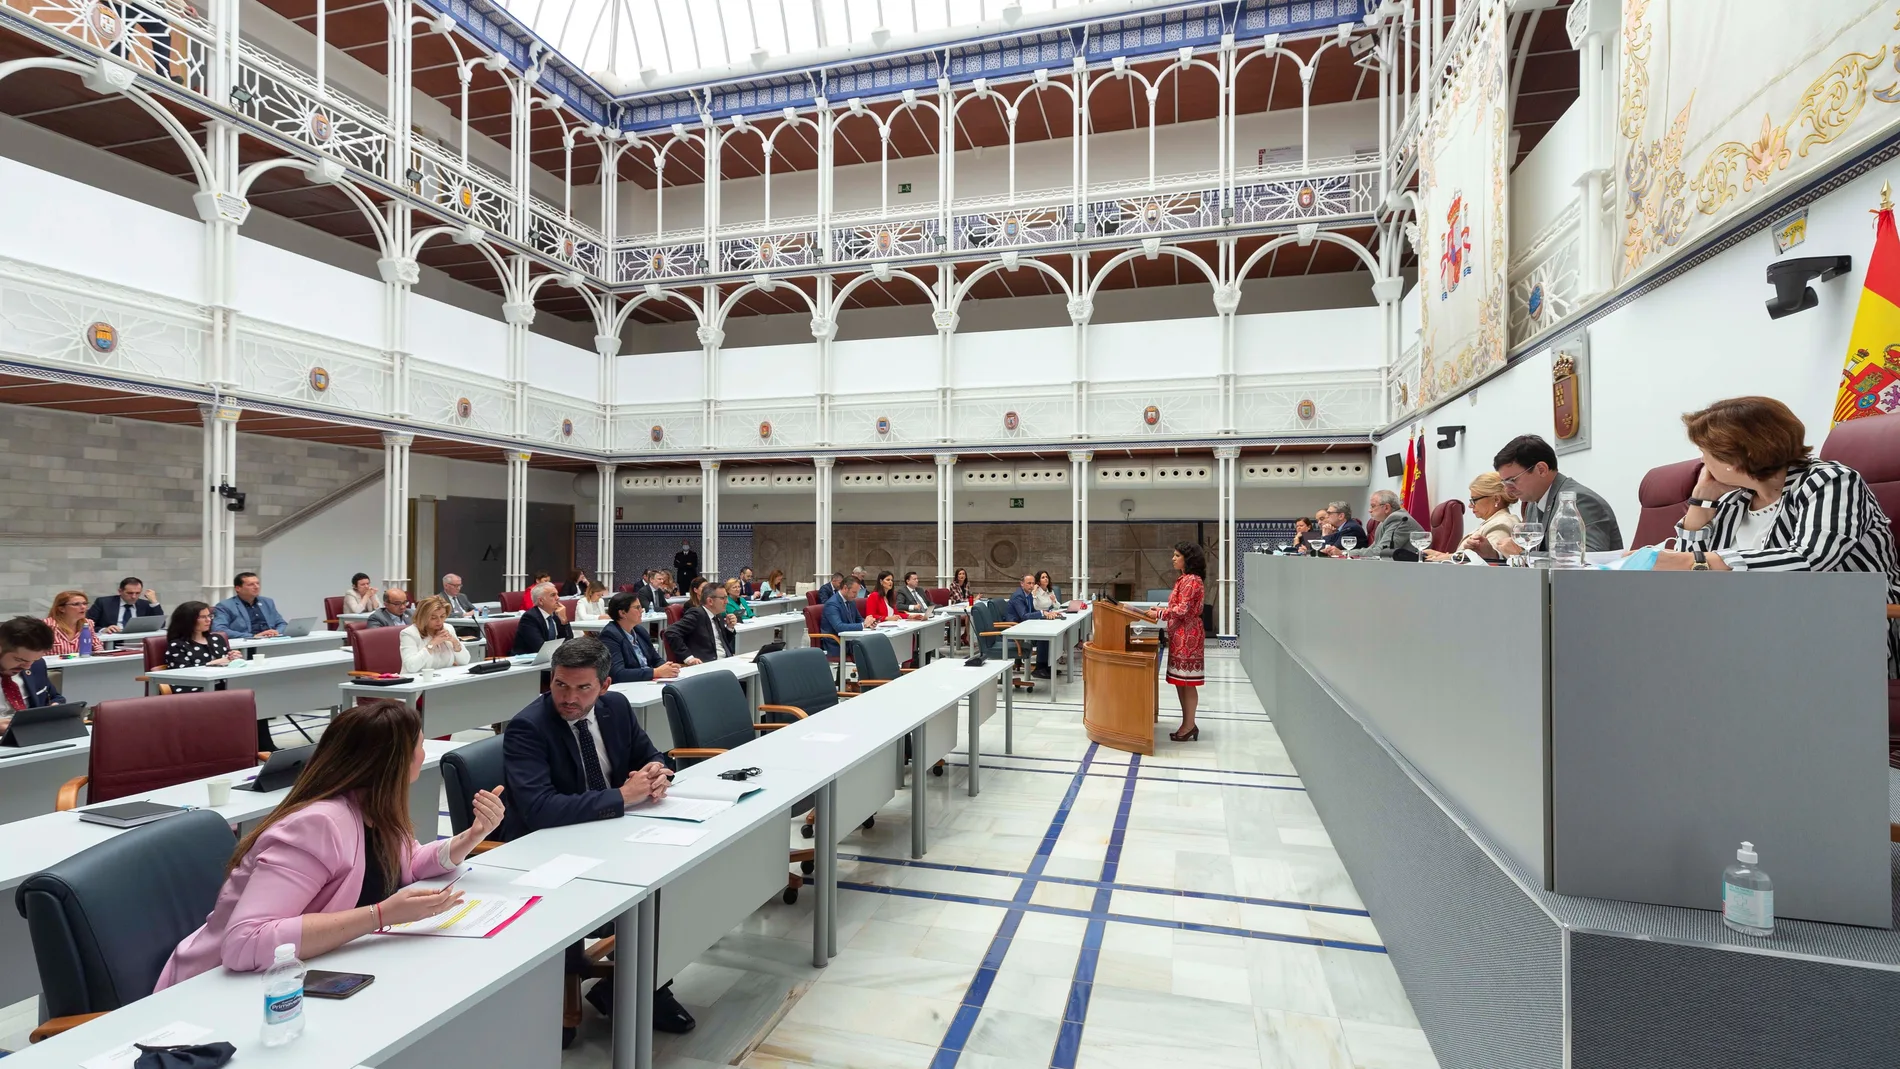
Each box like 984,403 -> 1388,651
977,752 -> 1302,780
943,760 -> 1306,792
1049,754 -> 1141,1069
835,853 -> 1371,917
928,742 -> 1103,1069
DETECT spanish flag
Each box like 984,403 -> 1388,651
1401,431 -> 1430,527
1834,184 -> 1900,424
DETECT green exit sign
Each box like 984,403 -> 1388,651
898,182 -> 913,194
1009,497 -> 1024,508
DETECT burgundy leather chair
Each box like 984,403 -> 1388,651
341,620 -> 369,648
1429,499 -> 1467,553
558,597 -> 580,621
482,617 -> 520,659
57,690 -> 262,809
500,591 -> 526,613
1818,412 -> 1900,761
1631,458 -> 1703,548
806,589 -> 823,606
322,595 -> 346,629
350,625 -> 404,675
665,603 -> 687,628
925,588 -> 952,607
1363,518 -> 1379,547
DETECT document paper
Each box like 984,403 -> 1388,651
509,853 -> 604,889
625,823 -> 708,846
380,894 -> 540,938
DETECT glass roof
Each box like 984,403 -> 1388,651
499,0 -> 1170,94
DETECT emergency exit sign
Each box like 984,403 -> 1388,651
898,182 -> 913,194
1009,497 -> 1024,508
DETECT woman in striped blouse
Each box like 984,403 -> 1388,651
1658,396 -> 1900,677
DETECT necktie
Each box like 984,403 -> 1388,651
120,602 -> 132,627
2,673 -> 25,712
574,720 -> 608,792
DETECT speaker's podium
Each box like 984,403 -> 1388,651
1081,599 -> 1161,756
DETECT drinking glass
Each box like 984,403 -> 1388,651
1410,531 -> 1432,559
1340,536 -> 1359,556
1513,523 -> 1543,554
1276,541 -> 1291,554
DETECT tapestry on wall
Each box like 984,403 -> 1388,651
1416,0 -> 1509,406
1618,0 -> 1900,283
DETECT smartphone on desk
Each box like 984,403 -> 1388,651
305,970 -> 376,999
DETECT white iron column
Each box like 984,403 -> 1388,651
698,283 -> 720,448
700,459 -> 721,581
596,463 -> 618,592
813,293 -> 836,446
1214,445 -> 1241,635
1214,250 -> 1241,433
199,403 -> 240,603
1573,3 -> 1615,298
813,456 -> 834,585
381,432 -> 412,591
1069,450 -> 1092,598
935,453 -> 957,586
504,450 -> 530,592
1068,263 -> 1091,437
502,261 -> 533,437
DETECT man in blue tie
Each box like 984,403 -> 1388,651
501,637 -> 693,1040
600,592 -> 679,683
212,571 -> 288,638
818,574 -> 863,657
86,577 -> 163,634
1005,572 -> 1059,679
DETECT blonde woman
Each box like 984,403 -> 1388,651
1425,472 -> 1519,561
723,577 -> 756,622
44,590 -> 93,655
400,595 -> 470,673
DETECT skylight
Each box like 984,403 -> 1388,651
494,0 -> 1181,95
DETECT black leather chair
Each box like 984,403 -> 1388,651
846,633 -> 944,778
15,809 -> 235,1042
970,600 -> 1036,693
758,647 -> 876,839
660,672 -> 812,904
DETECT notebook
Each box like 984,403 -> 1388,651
627,776 -> 764,823
76,800 -> 189,828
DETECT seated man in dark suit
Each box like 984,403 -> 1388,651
501,636 -> 692,1035
601,592 -> 680,684
815,572 -> 845,604
87,576 -> 163,634
440,573 -> 477,616
512,582 -> 574,656
665,585 -> 737,664
1005,573 -> 1059,678
1319,502 -> 1369,554
1344,489 -> 1426,560
0,616 -> 67,731
817,575 -> 863,657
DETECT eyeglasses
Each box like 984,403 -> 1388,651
1498,467 -> 1540,488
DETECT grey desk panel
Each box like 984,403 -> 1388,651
1245,554 -> 1551,884
1547,570 -> 1890,927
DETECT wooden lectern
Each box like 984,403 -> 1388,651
1081,599 -> 1160,756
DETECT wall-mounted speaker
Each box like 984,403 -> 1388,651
1384,453 -> 1404,477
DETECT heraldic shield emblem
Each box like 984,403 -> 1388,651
86,322 -> 118,353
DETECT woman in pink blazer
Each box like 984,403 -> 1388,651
157,699 -> 505,988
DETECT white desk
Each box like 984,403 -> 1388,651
96,631 -> 346,657
839,614 -> 955,669
0,739 -> 468,1014
749,596 -> 799,616
43,650 -> 147,706
145,650 -> 353,718
337,611 -> 372,625
995,607 -> 1093,693
732,612 -> 805,655
337,660 -> 543,737
1,864 -> 639,1069
570,610 -> 663,635
0,732 -> 92,826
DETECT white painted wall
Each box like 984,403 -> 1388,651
235,237 -> 385,348
717,343 -> 819,400
409,293 -> 510,379
833,335 -> 939,394
617,350 -> 703,404
1376,153 -> 1893,542
1091,317 -> 1222,381
1234,306 -> 1384,374
621,98 -> 1381,234
524,331 -> 600,401
1510,101 -> 1584,256
0,156 -> 205,301
953,325 -> 1073,388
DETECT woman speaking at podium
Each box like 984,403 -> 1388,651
1147,542 -> 1207,742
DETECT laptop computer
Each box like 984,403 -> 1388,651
531,638 -> 567,666
122,615 -> 165,634
235,744 -> 316,793
2,701 -> 89,749
281,617 -> 317,638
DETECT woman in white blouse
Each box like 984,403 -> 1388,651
400,596 -> 470,672
342,573 -> 378,614
1425,472 -> 1518,561
575,581 -> 608,620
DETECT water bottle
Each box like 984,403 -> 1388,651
78,621 -> 93,656
1722,841 -> 1774,937
260,943 -> 307,1046
1548,490 -> 1586,568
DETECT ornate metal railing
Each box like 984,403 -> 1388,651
235,43 -> 390,178
8,0 -> 211,95
408,140 -> 515,239
1507,198 -> 1582,350
527,198 -> 606,276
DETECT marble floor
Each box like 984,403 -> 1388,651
0,652 -> 1439,1068
563,650 -> 1439,1069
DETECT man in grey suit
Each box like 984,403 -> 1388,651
1357,490 -> 1426,559
440,573 -> 477,616
1490,435 -> 1623,556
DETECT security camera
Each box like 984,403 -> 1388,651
1765,255 -> 1851,319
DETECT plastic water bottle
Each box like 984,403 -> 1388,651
1548,490 -> 1586,568
260,943 -> 307,1046
78,622 -> 93,656
1722,841 -> 1774,938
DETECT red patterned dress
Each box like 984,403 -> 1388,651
1158,573 -> 1205,687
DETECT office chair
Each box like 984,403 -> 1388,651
58,690 -> 264,810
661,672 -> 814,904
757,647 -> 877,839
15,809 -> 235,1042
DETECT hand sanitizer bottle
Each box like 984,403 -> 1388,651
1722,841 -> 1774,937
260,942 -> 307,1046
